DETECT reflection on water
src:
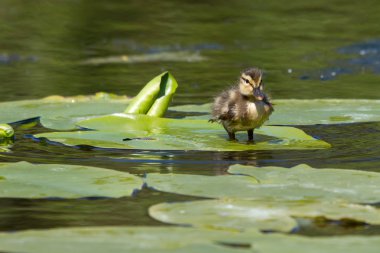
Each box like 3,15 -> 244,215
0,0 -> 380,237
0,189 -> 200,231
1,0 -> 380,103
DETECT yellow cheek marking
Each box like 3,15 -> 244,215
242,74 -> 252,81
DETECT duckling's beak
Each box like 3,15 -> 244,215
253,87 -> 264,100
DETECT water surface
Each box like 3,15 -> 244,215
0,0 -> 379,237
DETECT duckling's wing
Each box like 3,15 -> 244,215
211,89 -> 239,122
212,103 -> 236,122
217,110 -> 233,121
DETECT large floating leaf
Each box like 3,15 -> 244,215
149,199 -> 380,232
146,164 -> 380,203
0,93 -> 130,130
35,113 -> 330,151
0,226 -> 258,253
170,99 -> 380,124
0,226 -> 380,253
228,164 -> 380,203
0,161 -> 143,198
252,233 -> 380,253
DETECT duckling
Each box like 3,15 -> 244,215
210,67 -> 274,141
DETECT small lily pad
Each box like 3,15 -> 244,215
0,124 -> 14,152
34,113 -> 330,151
0,161 -> 143,198
149,198 -> 380,232
146,164 -> 380,203
0,124 -> 14,139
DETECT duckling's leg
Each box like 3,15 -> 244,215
222,122 -> 236,141
227,131 -> 236,141
247,129 -> 254,141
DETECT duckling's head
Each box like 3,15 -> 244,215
238,67 -> 265,100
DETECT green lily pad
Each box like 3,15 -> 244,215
0,93 -> 130,130
146,164 -> 380,203
170,99 -> 380,124
252,233 -> 380,253
34,113 -> 330,151
228,164 -> 380,203
0,226 -> 380,253
0,226 -> 258,253
0,124 -> 14,139
0,161 -> 143,198
149,198 -> 380,232
0,124 -> 14,152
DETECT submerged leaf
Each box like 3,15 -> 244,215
149,198 -> 380,232
0,161 -> 143,198
34,114 -> 330,151
80,51 -> 206,65
150,199 -> 297,232
146,164 -> 380,203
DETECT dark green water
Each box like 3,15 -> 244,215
0,0 -> 380,236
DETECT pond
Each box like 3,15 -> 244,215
0,0 -> 380,251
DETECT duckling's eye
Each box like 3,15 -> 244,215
242,77 -> 250,84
